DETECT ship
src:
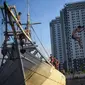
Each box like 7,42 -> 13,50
0,2 -> 66,85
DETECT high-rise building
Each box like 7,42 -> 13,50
50,17 -> 65,70
61,1 -> 85,72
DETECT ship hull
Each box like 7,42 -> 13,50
0,51 -> 66,85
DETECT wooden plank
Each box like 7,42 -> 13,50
0,6 -> 16,9
4,2 -> 32,42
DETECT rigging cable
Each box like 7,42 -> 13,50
31,26 -> 49,57
24,0 -> 50,58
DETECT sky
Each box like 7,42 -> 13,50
0,0 -> 84,57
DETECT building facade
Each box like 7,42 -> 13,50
60,1 -> 85,72
50,17 -> 65,70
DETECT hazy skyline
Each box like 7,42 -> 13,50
0,0 -> 84,57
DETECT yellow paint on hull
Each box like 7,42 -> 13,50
42,67 -> 66,85
25,62 -> 66,85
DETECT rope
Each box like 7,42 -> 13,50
31,26 -> 49,57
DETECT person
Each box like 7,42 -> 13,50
24,27 -> 30,42
72,26 -> 85,48
3,32 -> 10,42
50,56 -> 54,65
24,27 -> 29,35
50,55 -> 59,69
19,33 -> 25,48
17,12 -> 22,30
55,59 -> 59,69
17,12 -> 21,24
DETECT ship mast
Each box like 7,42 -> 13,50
27,13 -> 30,29
27,0 -> 31,37
0,1 -> 50,67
